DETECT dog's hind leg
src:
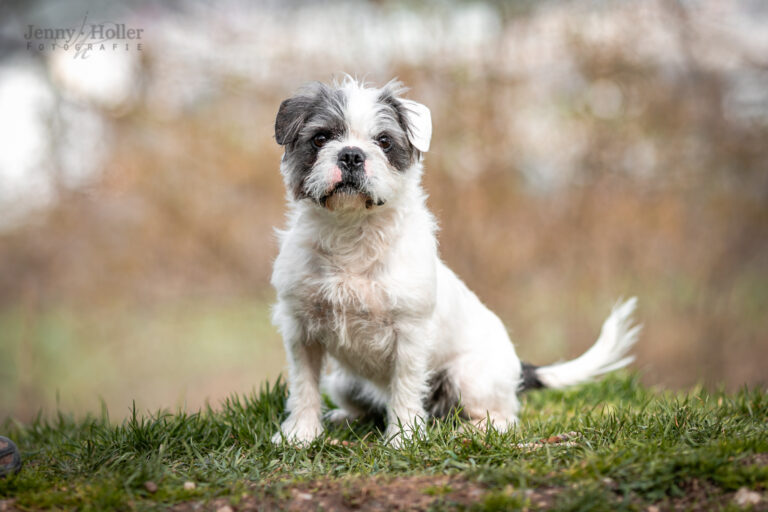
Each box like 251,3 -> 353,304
449,351 -> 522,433
323,366 -> 387,424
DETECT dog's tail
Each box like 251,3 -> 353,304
519,297 -> 641,391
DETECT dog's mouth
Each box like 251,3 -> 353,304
320,183 -> 385,210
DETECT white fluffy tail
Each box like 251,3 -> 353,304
534,297 -> 641,389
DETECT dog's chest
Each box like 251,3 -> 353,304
297,263 -> 398,380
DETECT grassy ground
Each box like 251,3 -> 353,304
1,374 -> 766,511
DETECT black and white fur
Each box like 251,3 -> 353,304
270,77 -> 641,445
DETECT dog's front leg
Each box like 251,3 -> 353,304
385,325 -> 431,447
272,326 -> 325,445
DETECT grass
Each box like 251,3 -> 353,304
1,374 -> 766,511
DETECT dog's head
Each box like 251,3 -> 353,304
274,78 -> 431,211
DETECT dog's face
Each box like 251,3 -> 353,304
274,79 -> 431,211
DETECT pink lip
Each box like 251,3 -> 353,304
329,165 -> 342,190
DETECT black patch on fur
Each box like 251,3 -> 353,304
275,83 -> 345,145
341,379 -> 386,425
377,91 -> 419,171
275,83 -> 347,199
335,370 -> 466,421
425,370 -> 467,419
519,362 -> 545,392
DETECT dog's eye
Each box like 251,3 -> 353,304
312,133 -> 329,149
375,134 -> 392,152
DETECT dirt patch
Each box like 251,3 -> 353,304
645,479 -> 767,512
187,476 -> 767,512
199,475 -> 486,512
0,500 -> 17,512
741,453 -> 768,468
4,476 -> 765,511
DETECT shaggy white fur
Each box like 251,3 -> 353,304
270,78 -> 640,446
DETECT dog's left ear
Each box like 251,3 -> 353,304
401,99 -> 432,153
275,96 -> 310,146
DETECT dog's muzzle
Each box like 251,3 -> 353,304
319,147 -> 385,209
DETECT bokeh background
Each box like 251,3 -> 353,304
1,0 -> 766,423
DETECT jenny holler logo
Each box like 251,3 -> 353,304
24,13 -> 144,59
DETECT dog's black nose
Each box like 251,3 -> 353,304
337,147 -> 366,172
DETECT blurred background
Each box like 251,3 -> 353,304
1,0 -> 766,423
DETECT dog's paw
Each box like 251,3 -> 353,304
469,413 -> 519,433
324,408 -> 360,425
385,429 -> 406,448
384,425 -> 414,449
271,416 -> 324,445
384,420 -> 423,448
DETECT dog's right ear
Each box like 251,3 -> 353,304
400,99 -> 432,153
275,96 -> 310,146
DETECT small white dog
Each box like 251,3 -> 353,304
270,77 -> 640,445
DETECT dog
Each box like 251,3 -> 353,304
270,77 -> 640,445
